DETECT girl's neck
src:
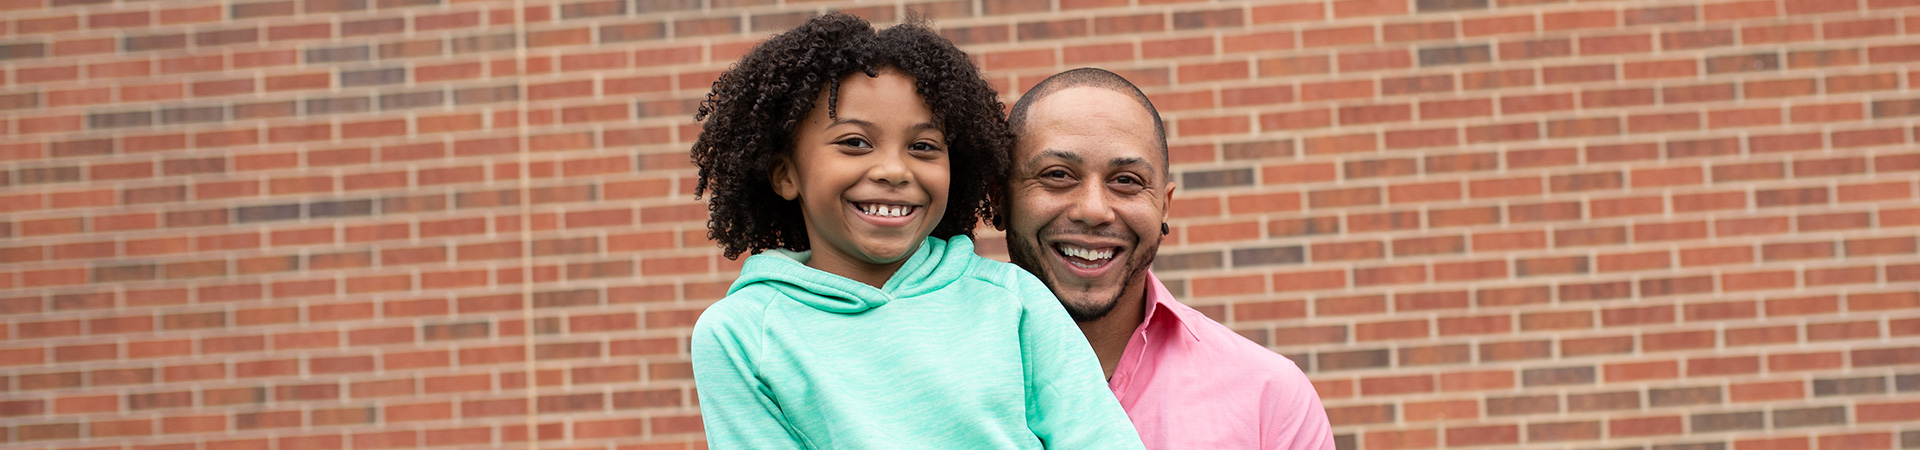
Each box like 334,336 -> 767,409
804,254 -> 907,289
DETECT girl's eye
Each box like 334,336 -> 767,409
837,138 -> 871,148
909,142 -> 943,152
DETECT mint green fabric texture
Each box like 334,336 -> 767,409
692,235 -> 1144,449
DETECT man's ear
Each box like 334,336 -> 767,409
769,156 -> 800,200
1159,181 -> 1177,224
988,189 -> 1007,231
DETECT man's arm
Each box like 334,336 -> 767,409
1265,360 -> 1335,450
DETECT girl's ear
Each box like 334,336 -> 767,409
769,156 -> 800,200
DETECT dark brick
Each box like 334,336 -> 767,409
1153,251 -> 1222,271
941,25 -> 1010,45
124,34 -> 188,51
1417,0 -> 1486,12
1420,44 -> 1492,66
15,167 -> 80,185
1625,6 -> 1696,26
1705,53 -> 1779,74
95,264 -> 157,282
305,0 -> 368,13
636,0 -> 700,11
561,0 -> 625,18
1666,138 -> 1740,158
167,209 -> 229,228
1653,443 -> 1726,450
422,321 -> 489,340
308,199 -> 373,218
1173,9 -> 1242,30
1772,406 -> 1846,428
160,106 -> 225,124
451,33 -> 518,53
128,391 -> 193,410
343,18 -> 406,37
1691,411 -> 1763,432
0,43 -> 47,61
1566,390 -> 1639,411
1233,246 -> 1304,267
377,0 -> 440,7
1872,98 -> 1920,118
51,139 -> 113,158
236,204 -> 302,223
341,68 -> 405,87
1813,375 -> 1886,396
380,91 -> 445,110
125,186 -> 186,204
1334,434 -> 1356,450
534,289 -> 599,308
1640,276 -> 1713,297
89,111 -> 154,129
753,12 -> 816,32
232,1 -> 296,18
306,97 -> 371,115
1903,430 -> 1919,448
164,158 -> 226,175
456,85 -> 519,104
196,28 -> 259,47
601,23 -> 665,43
382,194 -> 447,213
0,92 -> 39,110
1649,386 -> 1721,407
1523,366 -> 1595,386
235,101 -> 298,119
1181,168 -> 1255,189
1345,159 -> 1416,178
1487,395 -> 1557,415
1223,140 -> 1293,160
1898,373 -> 1918,392
1318,349 -> 1390,371
305,45 -> 369,63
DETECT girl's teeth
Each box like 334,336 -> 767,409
859,203 -> 911,217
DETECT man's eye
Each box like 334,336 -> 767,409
1114,175 -> 1139,185
1041,170 -> 1070,179
837,138 -> 871,148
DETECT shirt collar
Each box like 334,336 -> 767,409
1139,270 -> 1201,342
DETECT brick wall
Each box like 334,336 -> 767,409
2,0 -> 1918,448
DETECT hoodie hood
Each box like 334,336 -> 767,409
728,235 -> 976,314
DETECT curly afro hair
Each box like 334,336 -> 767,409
690,12 -> 1012,260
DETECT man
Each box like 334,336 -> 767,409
998,68 -> 1334,449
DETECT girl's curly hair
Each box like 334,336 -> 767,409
691,12 -> 1012,260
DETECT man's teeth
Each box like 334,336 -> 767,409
857,203 -> 913,217
1059,245 -> 1114,261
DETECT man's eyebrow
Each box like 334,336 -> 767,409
1113,156 -> 1152,177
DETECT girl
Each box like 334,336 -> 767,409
688,12 -> 1143,449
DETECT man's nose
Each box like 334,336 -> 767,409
1066,181 -> 1114,226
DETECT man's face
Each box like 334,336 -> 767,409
1003,87 -> 1174,323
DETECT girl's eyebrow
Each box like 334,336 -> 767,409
829,117 -> 941,133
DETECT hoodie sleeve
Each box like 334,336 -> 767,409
1009,269 -> 1146,450
692,300 -> 808,449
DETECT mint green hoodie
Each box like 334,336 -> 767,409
692,235 -> 1143,449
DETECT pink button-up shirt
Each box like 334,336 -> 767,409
1107,271 -> 1335,450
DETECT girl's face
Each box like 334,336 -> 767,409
772,68 -> 950,288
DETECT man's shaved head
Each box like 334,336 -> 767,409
1007,67 -> 1168,167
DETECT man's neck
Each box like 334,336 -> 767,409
1077,279 -> 1149,379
